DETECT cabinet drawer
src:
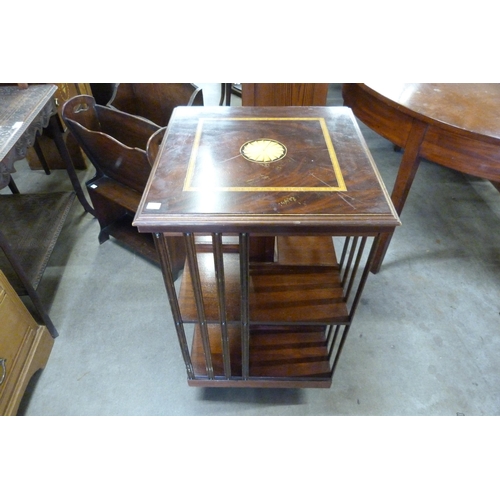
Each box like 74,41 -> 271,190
0,324 -> 52,415
0,286 -> 37,354
0,278 -> 39,401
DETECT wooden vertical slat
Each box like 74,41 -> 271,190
341,237 -> 359,287
212,233 -> 231,379
239,233 -> 250,379
185,233 -> 214,379
344,237 -> 367,302
154,233 -> 194,379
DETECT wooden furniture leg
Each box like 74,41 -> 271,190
46,115 -> 96,217
219,83 -> 232,106
371,120 -> 428,273
33,137 -> 51,175
8,177 -> 19,194
0,229 -> 59,338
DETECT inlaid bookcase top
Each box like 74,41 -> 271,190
135,106 -> 399,234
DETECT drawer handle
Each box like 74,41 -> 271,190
0,358 -> 5,386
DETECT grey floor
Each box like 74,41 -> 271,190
5,83 -> 500,416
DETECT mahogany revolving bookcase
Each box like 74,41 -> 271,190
134,106 -> 400,388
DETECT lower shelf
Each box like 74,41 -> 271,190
189,324 -> 333,388
87,176 -> 186,277
98,213 -> 186,279
106,214 -> 159,263
0,191 -> 75,294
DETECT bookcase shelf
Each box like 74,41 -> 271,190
179,238 -> 349,325
189,324 -> 332,388
155,232 -> 375,388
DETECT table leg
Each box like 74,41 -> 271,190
219,83 -> 225,105
8,177 -> 19,194
33,137 -> 51,175
46,115 -> 96,217
371,119 -> 428,273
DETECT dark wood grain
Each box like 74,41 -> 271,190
189,324 -> 332,388
138,105 -> 399,388
342,83 -> 500,272
277,236 -> 338,265
62,95 -> 186,275
241,83 -> 329,106
134,106 -> 400,235
107,83 -> 204,127
179,252 -> 349,324
63,95 -> 157,191
342,83 -> 500,181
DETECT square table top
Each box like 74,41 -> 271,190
134,106 -> 400,235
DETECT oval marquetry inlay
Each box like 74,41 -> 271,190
240,139 -> 287,163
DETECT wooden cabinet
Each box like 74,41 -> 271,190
241,83 -> 329,106
0,271 -> 54,416
134,106 -> 400,388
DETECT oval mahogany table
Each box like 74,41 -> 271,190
342,83 -> 500,273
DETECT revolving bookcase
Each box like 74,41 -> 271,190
134,106 -> 400,388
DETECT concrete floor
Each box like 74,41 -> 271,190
4,84 -> 500,416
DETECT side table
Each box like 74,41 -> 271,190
0,84 -> 94,216
0,84 -> 85,338
134,106 -> 400,388
342,83 -> 500,272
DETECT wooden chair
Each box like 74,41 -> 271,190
106,83 -> 204,127
61,95 -> 186,277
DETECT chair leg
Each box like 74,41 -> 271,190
8,177 -> 19,194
